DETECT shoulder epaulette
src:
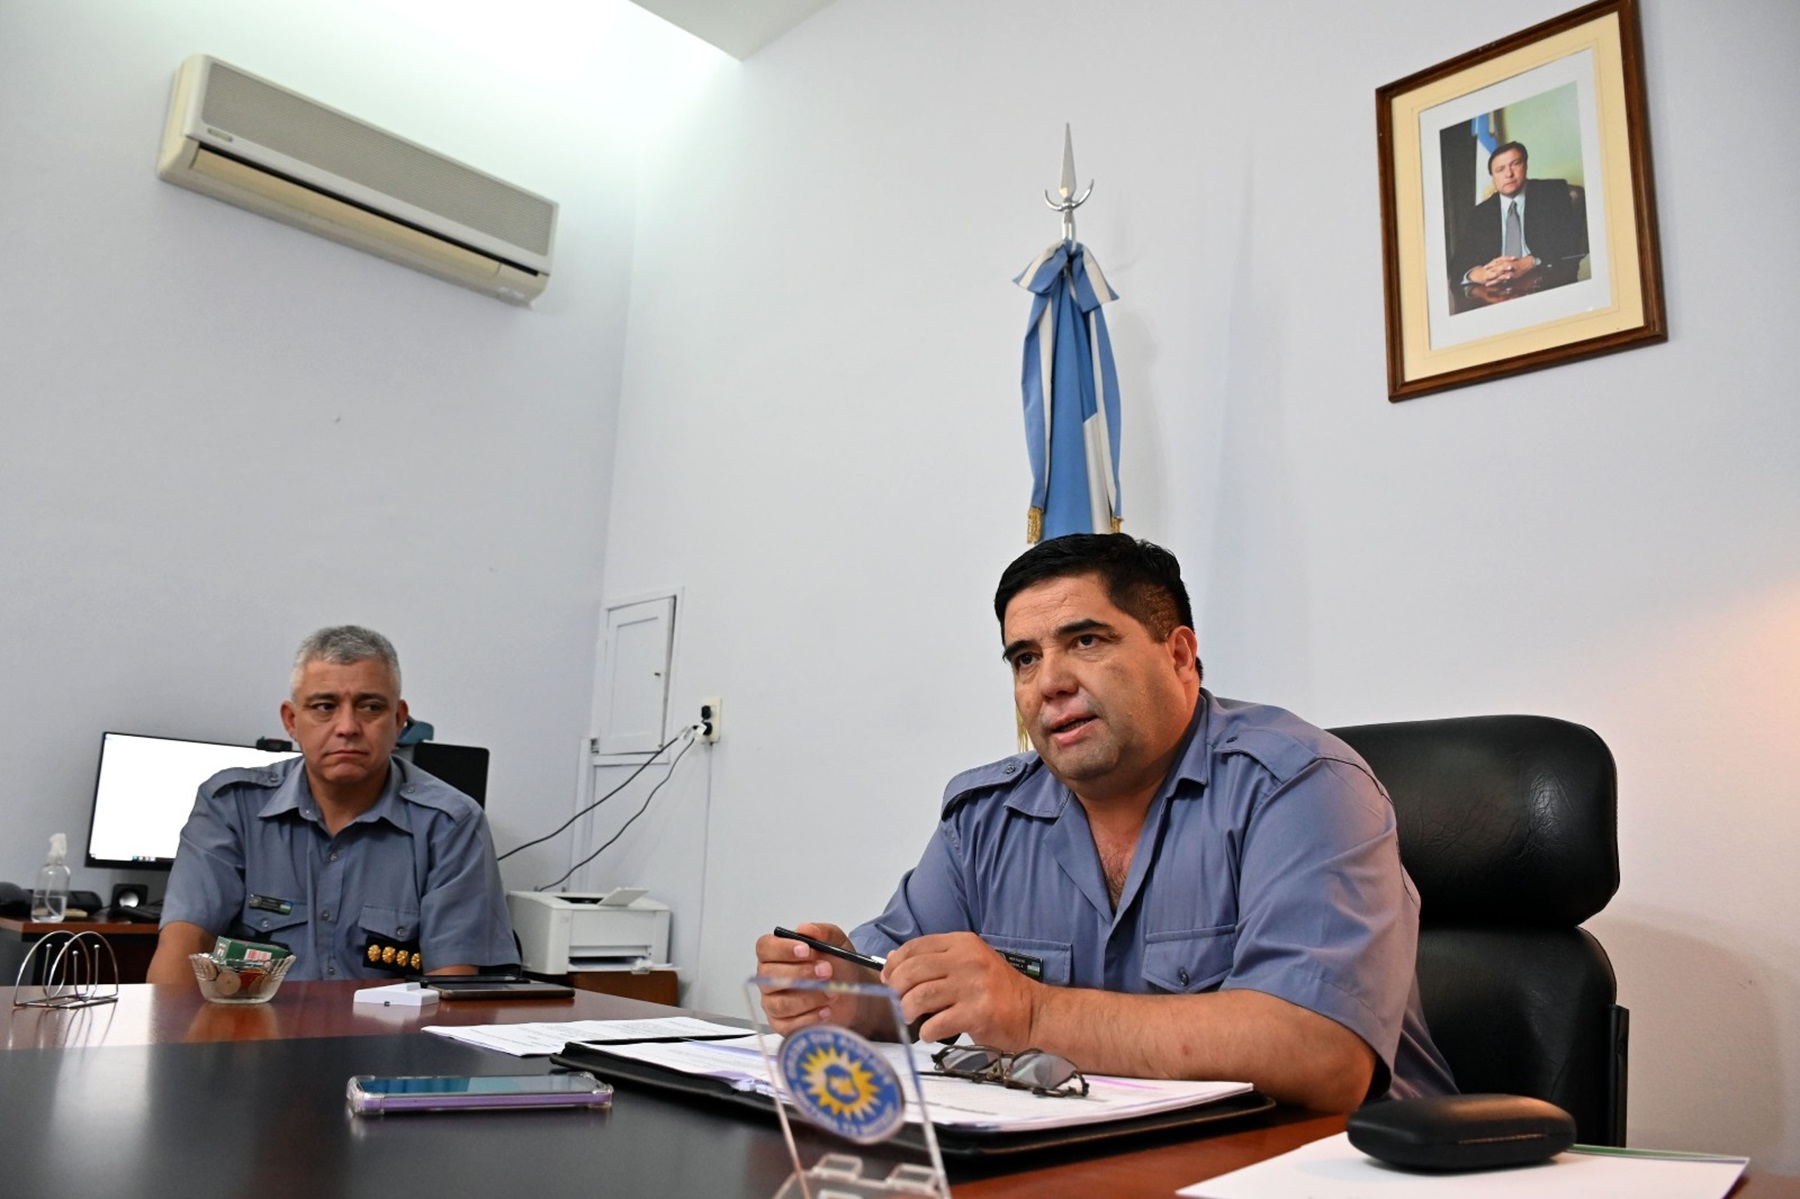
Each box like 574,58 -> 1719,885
940,753 -> 1040,817
1214,726 -> 1322,785
202,765 -> 285,794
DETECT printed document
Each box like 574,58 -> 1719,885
1180,1131 -> 1749,1199
424,1015 -> 748,1056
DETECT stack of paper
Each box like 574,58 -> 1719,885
426,1016 -> 1253,1134
423,1016 -> 748,1056
565,1031 -> 1252,1133
1180,1132 -> 1750,1199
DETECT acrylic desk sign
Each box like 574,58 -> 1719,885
745,976 -> 949,1199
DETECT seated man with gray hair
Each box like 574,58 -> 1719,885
147,626 -> 517,983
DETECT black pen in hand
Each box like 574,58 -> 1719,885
774,927 -> 956,1044
772,927 -> 886,974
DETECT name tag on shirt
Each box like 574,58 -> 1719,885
248,894 -> 294,915
998,949 -> 1044,980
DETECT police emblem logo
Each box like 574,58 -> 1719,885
777,1025 -> 905,1144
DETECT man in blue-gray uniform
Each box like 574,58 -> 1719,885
147,626 -> 516,983
757,535 -> 1455,1112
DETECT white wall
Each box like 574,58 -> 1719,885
599,0 -> 1800,1171
0,0 -> 716,895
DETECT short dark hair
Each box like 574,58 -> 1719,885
994,534 -> 1194,641
1487,141 -> 1528,173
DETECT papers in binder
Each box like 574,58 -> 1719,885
574,1033 -> 1253,1134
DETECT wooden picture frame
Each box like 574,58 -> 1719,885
1376,0 -> 1665,401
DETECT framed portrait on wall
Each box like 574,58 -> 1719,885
1376,0 -> 1665,401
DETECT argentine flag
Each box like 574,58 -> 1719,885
1015,240 -> 1123,544
1471,112 -> 1499,202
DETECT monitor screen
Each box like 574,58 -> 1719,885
85,732 -> 299,870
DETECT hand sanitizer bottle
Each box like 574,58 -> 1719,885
30,833 -> 71,923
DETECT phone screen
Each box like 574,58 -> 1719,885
357,1074 -> 599,1096
347,1072 -> 613,1114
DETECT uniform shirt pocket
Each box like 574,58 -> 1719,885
236,900 -> 309,945
357,903 -> 426,973
1143,925 -> 1237,993
358,904 -> 423,943
978,933 -> 1073,987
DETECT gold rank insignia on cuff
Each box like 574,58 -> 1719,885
362,935 -> 423,974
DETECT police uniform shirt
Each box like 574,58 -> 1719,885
162,755 -> 517,980
851,690 -> 1458,1100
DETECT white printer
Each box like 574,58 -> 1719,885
507,890 -> 671,974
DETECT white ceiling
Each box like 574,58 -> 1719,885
628,0 -> 834,59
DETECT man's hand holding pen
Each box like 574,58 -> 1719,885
758,925 -> 1045,1049
755,923 -> 887,1035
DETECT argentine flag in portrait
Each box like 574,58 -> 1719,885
1015,240 -> 1123,544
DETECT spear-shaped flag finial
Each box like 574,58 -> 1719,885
1043,123 -> 1094,245
1059,123 -> 1078,200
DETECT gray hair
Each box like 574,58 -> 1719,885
290,625 -> 402,695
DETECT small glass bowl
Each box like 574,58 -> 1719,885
189,952 -> 296,1004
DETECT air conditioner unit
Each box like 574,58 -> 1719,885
156,55 -> 556,305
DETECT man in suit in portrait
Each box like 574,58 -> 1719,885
1448,141 -> 1586,290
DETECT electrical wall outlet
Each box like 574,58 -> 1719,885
699,697 -> 723,743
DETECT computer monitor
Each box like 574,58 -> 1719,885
409,742 -> 489,808
84,732 -> 299,870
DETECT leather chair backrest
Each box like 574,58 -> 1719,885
1332,715 -> 1618,925
1330,715 -> 1626,1145
1415,926 -> 1620,1142
1567,182 -> 1590,258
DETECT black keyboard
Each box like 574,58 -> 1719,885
112,901 -> 162,924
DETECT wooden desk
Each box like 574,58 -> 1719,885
2,984 -> 1794,1197
565,965 -> 680,1005
2,980 -> 678,1050
0,914 -> 159,984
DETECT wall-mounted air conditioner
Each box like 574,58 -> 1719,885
156,55 -> 557,305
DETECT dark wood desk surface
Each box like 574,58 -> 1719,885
4,983 -> 1794,1197
0,914 -> 162,938
3,980 -> 679,1050
1,914 -> 162,985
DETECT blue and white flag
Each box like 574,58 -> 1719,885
1471,112 -> 1499,202
1016,240 -> 1122,543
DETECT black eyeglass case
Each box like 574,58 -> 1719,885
1347,1093 -> 1577,1172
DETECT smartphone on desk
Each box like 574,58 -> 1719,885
346,1072 -> 613,1114
410,975 -> 575,1000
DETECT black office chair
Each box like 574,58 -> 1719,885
1330,715 -> 1628,1146
1566,182 -> 1590,259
